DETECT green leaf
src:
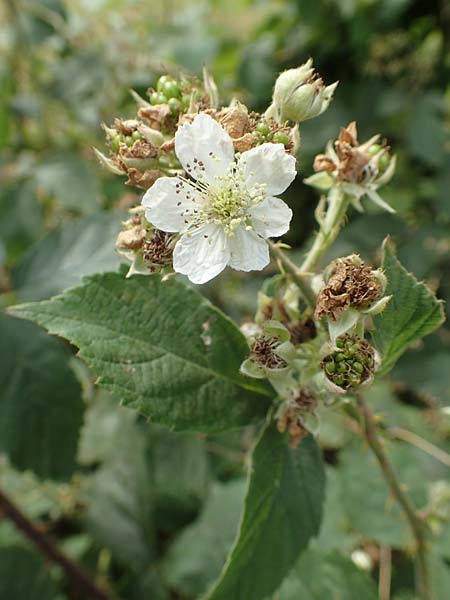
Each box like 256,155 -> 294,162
276,549 -> 378,600
148,426 -> 210,531
372,239 -> 445,376
84,415 -> 155,568
10,273 -> 272,432
0,546 -> 58,600
34,152 -> 99,214
204,423 -> 325,600
0,313 -> 83,481
164,479 -> 247,598
12,212 -> 122,302
338,439 -> 441,548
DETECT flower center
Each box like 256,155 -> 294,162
187,165 -> 266,236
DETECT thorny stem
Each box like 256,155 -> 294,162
300,188 -> 350,273
0,488 -> 117,600
268,240 -> 316,308
356,397 -> 431,600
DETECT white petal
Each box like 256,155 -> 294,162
175,114 -> 235,185
249,195 -> 292,238
238,143 -> 296,196
141,177 -> 201,233
173,224 -> 230,284
228,226 -> 269,272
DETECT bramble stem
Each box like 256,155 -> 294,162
356,397 -> 431,600
378,545 -> 392,600
268,240 -> 316,308
0,487 -> 117,600
300,188 -> 350,273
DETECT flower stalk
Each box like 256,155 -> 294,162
268,240 -> 316,308
300,187 -> 350,273
356,396 -> 431,600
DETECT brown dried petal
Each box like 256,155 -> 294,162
217,105 -> 249,139
315,257 -> 382,321
313,154 -> 336,173
125,168 -> 161,189
338,121 -> 358,145
138,104 -> 171,129
233,133 -> 255,153
160,138 -> 176,152
120,140 -> 157,160
116,226 -> 146,251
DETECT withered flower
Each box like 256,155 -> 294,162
305,121 -> 396,212
250,335 -> 288,370
315,255 -> 383,322
276,389 -> 317,448
142,229 -> 177,271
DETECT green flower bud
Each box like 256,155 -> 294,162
156,75 -> 171,92
150,91 -> 160,105
272,131 -> 290,146
110,136 -> 120,153
270,58 -> 338,123
168,97 -> 181,115
256,122 -> 271,136
163,80 -> 181,99
132,130 -> 142,141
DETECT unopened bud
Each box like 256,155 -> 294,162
270,59 -> 338,123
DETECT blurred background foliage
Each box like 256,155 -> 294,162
0,0 -> 450,598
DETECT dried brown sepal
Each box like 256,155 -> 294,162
315,256 -> 382,321
250,335 -> 287,370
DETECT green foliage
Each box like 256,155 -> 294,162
0,313 -> 83,480
10,273 -> 271,432
164,479 -> 247,598
276,549 -> 378,600
83,418 -> 155,568
12,212 -> 122,302
205,424 -> 325,600
0,1 -> 449,598
0,546 -> 58,600
373,240 -> 445,375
